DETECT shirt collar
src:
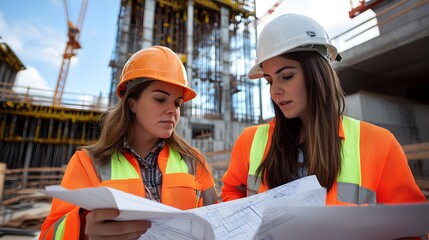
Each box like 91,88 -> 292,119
123,137 -> 166,159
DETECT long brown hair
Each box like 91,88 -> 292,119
256,51 -> 345,190
81,80 -> 206,168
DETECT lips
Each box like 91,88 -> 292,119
278,100 -> 292,106
160,120 -> 175,127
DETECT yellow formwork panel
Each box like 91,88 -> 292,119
0,101 -> 102,122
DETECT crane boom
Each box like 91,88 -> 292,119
52,0 -> 89,107
349,0 -> 384,18
257,0 -> 285,25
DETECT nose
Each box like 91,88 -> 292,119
270,79 -> 282,96
166,103 -> 177,115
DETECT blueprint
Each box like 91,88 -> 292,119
188,175 -> 325,240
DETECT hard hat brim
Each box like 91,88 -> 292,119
247,44 -> 338,80
116,69 -> 197,102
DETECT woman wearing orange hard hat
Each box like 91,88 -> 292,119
40,46 -> 218,240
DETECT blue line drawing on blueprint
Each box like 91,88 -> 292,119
189,175 -> 325,240
254,188 -> 326,240
139,213 -> 215,240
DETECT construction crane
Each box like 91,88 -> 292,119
256,0 -> 285,25
52,0 -> 89,107
349,0 -> 384,18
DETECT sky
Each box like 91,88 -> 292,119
0,0 -> 377,107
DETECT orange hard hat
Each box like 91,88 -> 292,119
116,46 -> 196,102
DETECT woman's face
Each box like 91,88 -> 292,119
129,81 -> 184,140
262,55 -> 307,119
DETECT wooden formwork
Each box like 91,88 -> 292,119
403,142 -> 429,198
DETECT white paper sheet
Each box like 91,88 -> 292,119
256,201 -> 429,240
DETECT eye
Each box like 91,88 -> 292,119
155,97 -> 166,103
264,76 -> 273,85
282,74 -> 293,81
175,102 -> 182,108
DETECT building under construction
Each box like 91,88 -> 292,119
0,0 -> 428,234
108,0 -> 260,160
0,0 -> 260,208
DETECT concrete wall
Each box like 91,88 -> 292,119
344,91 -> 429,144
178,116 -> 252,162
374,0 -> 429,35
344,91 -> 429,175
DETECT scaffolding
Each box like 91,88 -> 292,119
108,0 -> 260,123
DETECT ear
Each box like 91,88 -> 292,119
129,99 -> 136,113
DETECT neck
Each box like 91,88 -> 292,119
129,136 -> 160,158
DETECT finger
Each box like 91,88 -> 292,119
88,230 -> 148,240
86,220 -> 151,237
87,209 -> 120,222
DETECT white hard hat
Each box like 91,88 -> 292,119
248,13 -> 340,79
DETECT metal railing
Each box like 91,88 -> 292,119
0,82 -> 112,112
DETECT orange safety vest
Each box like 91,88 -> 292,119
40,145 -> 215,240
222,115 -> 426,205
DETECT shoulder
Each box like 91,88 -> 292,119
359,119 -> 395,140
356,119 -> 400,153
69,150 -> 93,165
74,149 -> 92,158
241,122 -> 271,137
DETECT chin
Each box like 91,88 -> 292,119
159,131 -> 173,139
282,112 -> 298,119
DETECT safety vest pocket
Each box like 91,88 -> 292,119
98,178 -> 145,197
163,173 -> 201,210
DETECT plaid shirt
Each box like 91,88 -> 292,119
123,138 -> 165,202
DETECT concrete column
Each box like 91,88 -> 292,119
220,6 -> 230,121
142,0 -> 156,49
0,62 -> 7,83
186,0 -> 194,81
9,71 -> 17,86
119,0 -> 132,63
184,0 -> 194,117
2,68 -> 12,90
220,6 -> 233,150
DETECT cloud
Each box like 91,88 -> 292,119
11,66 -> 107,109
13,66 -> 54,105
13,66 -> 53,98
0,10 -> 65,68
50,0 -> 62,6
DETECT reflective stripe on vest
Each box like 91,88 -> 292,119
165,147 -> 188,174
54,215 -> 66,240
40,214 -> 66,240
97,148 -> 188,181
247,124 -> 270,196
247,116 -> 376,205
338,116 -> 376,204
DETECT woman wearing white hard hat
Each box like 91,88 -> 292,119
222,14 -> 425,207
